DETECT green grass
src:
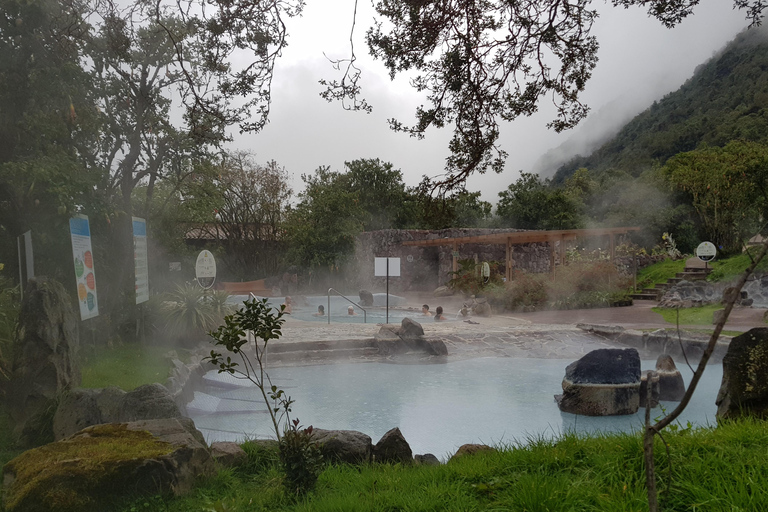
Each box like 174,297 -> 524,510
637,258 -> 686,289
116,419 -> 768,512
80,344 -> 175,390
652,304 -> 723,326
707,249 -> 768,282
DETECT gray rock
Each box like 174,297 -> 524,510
398,318 -> 424,339
359,290 -> 374,307
374,327 -> 407,355
313,429 -> 372,464
449,444 -> 496,462
52,389 -> 105,441
556,348 -> 641,416
373,427 -> 412,465
8,277 -> 80,446
2,418 -> 213,512
210,441 -> 248,468
716,328 -> 768,419
655,354 -> 686,401
118,383 -> 182,422
414,453 -> 441,466
433,286 -> 454,298
421,338 -> 448,356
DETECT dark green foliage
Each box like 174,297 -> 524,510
279,421 -> 323,497
496,172 -> 583,230
448,259 -> 504,296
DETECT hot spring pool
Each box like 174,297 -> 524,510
187,357 -> 722,459
226,293 -> 448,323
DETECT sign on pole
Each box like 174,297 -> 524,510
374,257 -> 400,277
133,217 -> 149,304
696,241 -> 717,263
195,250 -> 217,289
375,257 -> 401,324
69,215 -> 99,320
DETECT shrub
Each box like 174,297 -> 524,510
448,259 -> 504,296
0,269 -> 20,384
279,420 -> 323,496
160,284 -> 233,345
500,271 -> 548,310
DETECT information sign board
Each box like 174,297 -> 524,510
374,257 -> 400,277
696,241 -> 717,262
195,250 -> 217,289
133,217 -> 149,304
69,215 -> 99,320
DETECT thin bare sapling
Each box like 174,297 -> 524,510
644,240 -> 768,511
205,297 -> 292,441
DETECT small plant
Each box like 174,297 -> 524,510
161,284 -> 233,344
206,298 -> 324,496
279,419 -> 323,496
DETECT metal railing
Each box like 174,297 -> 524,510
327,288 -> 367,324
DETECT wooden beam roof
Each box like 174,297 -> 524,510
402,227 -> 642,247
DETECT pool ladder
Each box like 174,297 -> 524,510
327,288 -> 367,324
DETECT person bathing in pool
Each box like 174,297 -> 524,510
313,304 -> 325,317
434,306 -> 446,321
421,304 -> 431,316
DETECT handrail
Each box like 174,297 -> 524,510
327,288 -> 367,324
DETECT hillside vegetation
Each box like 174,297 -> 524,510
553,25 -> 768,183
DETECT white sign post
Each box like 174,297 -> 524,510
133,217 -> 149,304
696,241 -> 717,268
69,215 -> 99,320
375,257 -> 400,324
195,250 -> 217,289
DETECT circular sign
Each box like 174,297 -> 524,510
696,241 -> 717,262
195,250 -> 217,289
406,254 -> 414,263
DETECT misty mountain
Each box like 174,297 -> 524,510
549,24 -> 768,183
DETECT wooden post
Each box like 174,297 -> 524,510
559,235 -> 566,266
549,240 -> 556,279
610,233 -> 616,261
452,242 -> 458,274
505,237 -> 512,282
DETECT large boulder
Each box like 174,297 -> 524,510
312,429 -> 372,464
555,348 -> 641,416
53,384 -> 182,440
7,277 -> 80,446
373,427 -> 412,465
52,387 -> 125,440
398,318 -> 424,339
118,383 -> 183,422
716,328 -> 768,419
2,418 -> 213,512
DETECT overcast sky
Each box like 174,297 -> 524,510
230,0 -> 751,204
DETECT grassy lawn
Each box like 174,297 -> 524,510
80,343 -> 176,390
652,304 -> 723,326
116,419 -> 768,512
637,258 -> 686,289
707,249 -> 768,282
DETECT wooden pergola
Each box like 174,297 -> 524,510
402,227 -> 642,281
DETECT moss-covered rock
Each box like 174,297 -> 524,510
2,419 -> 213,512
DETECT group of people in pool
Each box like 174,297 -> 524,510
282,296 -> 447,321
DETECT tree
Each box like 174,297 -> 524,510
663,140 -> 768,253
0,0 -> 100,283
186,153 -> 293,280
342,159 -> 409,231
319,0 -> 768,192
285,166 -> 366,271
496,172 -> 583,230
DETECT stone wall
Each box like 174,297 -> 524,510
351,229 -> 552,292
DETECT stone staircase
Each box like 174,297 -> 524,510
630,263 -> 712,302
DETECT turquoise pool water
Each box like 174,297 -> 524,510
187,357 -> 721,459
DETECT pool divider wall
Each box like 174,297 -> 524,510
576,323 -> 732,365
